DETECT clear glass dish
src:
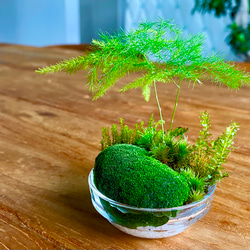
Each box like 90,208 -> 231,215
88,168 -> 216,238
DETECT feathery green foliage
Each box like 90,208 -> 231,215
36,19 -> 249,131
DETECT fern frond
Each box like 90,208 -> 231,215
188,111 -> 240,186
196,111 -> 212,151
205,60 -> 250,89
207,121 -> 239,184
36,56 -> 86,75
120,73 -> 154,101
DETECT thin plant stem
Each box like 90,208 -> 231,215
153,80 -> 165,139
169,79 -> 181,131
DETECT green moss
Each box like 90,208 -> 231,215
94,144 -> 190,209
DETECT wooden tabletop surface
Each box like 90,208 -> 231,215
0,43 -> 249,249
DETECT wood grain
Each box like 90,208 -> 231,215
0,43 -> 249,249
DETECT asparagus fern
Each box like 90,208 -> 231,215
36,19 -> 248,203
36,19 -> 249,131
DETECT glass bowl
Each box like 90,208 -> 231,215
88,168 -> 216,238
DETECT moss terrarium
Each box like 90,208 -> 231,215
37,19 -> 249,238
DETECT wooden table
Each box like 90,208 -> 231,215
0,44 -> 249,249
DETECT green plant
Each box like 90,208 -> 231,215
180,168 -> 207,203
36,19 -> 248,132
100,111 -> 239,202
100,117 -> 144,150
36,19 -> 249,206
192,0 -> 237,17
227,22 -> 250,56
189,111 -> 239,185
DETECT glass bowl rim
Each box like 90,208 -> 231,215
88,168 -> 216,212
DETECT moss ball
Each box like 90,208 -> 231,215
94,144 -> 190,208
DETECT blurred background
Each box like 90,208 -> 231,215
1,0 -> 249,61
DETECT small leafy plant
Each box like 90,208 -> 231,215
99,111 -> 239,202
37,19 -> 249,206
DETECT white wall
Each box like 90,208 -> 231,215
0,0 -> 19,43
0,0 -> 122,46
0,0 -> 80,46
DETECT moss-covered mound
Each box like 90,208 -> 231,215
94,144 -> 190,208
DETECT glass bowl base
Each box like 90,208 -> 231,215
88,169 -> 215,238
111,222 -> 183,238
